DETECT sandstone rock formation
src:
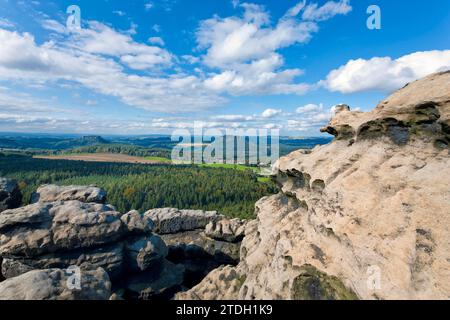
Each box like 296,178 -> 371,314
31,184 -> 107,204
176,265 -> 245,300
205,218 -> 248,243
161,230 -> 241,287
145,207 -> 219,234
0,186 -> 184,300
0,184 -> 247,299
0,267 -> 111,300
147,209 -> 248,288
178,71 -> 450,300
0,178 -> 22,213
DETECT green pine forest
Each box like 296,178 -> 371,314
0,153 -> 278,219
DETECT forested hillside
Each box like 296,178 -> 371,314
0,153 -> 277,218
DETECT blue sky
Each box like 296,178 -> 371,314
0,0 -> 449,135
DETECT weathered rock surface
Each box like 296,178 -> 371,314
31,184 -> 106,204
140,208 -> 244,288
0,183 -> 245,300
321,71 -> 450,147
0,201 -> 124,257
145,208 -> 219,234
125,235 -> 168,273
176,265 -> 244,300
205,218 -> 248,243
0,186 -> 188,300
121,210 -> 155,234
0,178 -> 22,213
0,267 -> 111,300
161,230 -> 241,287
178,72 -> 450,300
1,243 -> 124,279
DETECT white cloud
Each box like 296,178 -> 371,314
182,55 -> 200,64
203,53 -> 310,95
148,36 -> 165,46
113,10 -> 126,17
196,3 -> 319,68
41,19 -> 66,33
212,114 -> 254,121
261,108 -> 282,118
145,2 -> 154,11
0,88 -> 62,114
85,100 -> 98,106
323,50 -> 450,93
197,1 -> 350,96
0,28 -> 224,112
302,0 -> 352,21
152,24 -> 161,33
296,103 -> 322,113
68,21 -> 173,70
0,18 -> 15,29
289,103 -> 334,131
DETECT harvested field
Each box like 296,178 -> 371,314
34,153 -> 171,164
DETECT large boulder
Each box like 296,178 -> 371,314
0,178 -> 22,213
0,201 -> 124,257
1,242 -> 124,279
145,208 -> 219,234
0,267 -> 111,300
121,210 -> 155,234
177,72 -> 450,300
125,235 -> 168,273
31,185 -> 106,204
0,185 -> 189,300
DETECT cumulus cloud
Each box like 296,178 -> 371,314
0,28 -> 224,112
296,103 -> 322,113
68,21 -> 173,70
261,108 -> 282,118
198,1 -> 350,96
0,1 -> 355,128
197,3 -> 317,67
323,50 -> 450,93
289,103 -> 334,131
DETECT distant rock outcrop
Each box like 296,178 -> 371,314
0,178 -> 22,213
178,72 -> 450,300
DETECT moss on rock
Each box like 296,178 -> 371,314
291,264 -> 358,300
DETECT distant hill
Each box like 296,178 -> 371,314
67,136 -> 109,146
0,135 -> 110,150
0,133 -> 332,157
